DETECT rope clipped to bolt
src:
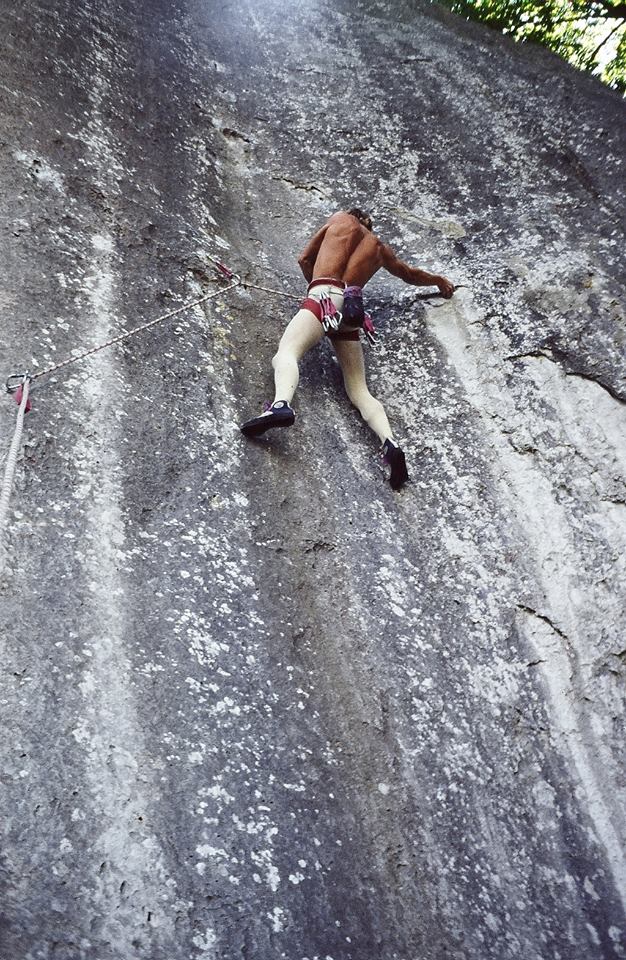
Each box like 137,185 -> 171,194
0,262 -> 244,563
3,256 -> 305,404
2,253 -> 309,410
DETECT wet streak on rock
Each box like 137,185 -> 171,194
0,0 -> 625,958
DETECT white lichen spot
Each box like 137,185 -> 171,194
485,912 -> 499,932
196,844 -> 227,860
91,232 -> 113,254
266,864 -> 280,890
585,923 -> 601,946
204,783 -> 235,804
14,149 -> 65,192
192,927 -> 217,959
268,906 -> 286,932
71,721 -> 91,745
251,849 -> 280,891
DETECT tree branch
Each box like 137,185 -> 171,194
594,1 -> 626,18
589,16 -> 626,61
548,13 -> 608,27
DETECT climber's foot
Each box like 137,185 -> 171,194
240,400 -> 295,437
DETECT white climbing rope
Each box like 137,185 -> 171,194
29,278 -> 241,383
0,376 -> 31,573
0,273 -> 241,565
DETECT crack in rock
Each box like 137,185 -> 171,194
516,603 -> 570,644
504,348 -> 626,404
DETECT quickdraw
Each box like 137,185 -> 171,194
362,314 -> 377,346
318,293 -> 342,333
207,255 -> 242,285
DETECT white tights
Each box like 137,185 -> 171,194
271,308 -> 393,443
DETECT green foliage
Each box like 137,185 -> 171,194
435,0 -> 626,91
603,25 -> 626,89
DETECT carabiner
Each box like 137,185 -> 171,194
320,294 -> 342,332
5,372 -> 31,395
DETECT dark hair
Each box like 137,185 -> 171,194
347,207 -> 373,230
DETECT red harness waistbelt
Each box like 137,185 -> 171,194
308,277 -> 346,292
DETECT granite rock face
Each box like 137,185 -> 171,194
0,0 -> 625,958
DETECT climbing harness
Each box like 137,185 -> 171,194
343,286 -> 378,345
211,257 -> 380,344
362,314 -> 377,346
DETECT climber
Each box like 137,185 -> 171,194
240,208 -> 455,490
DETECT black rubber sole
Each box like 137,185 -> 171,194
240,410 -> 295,437
386,446 -> 409,490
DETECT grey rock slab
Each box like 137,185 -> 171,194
0,0 -> 624,958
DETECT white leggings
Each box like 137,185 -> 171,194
271,303 -> 393,443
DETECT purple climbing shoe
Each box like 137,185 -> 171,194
240,400 -> 295,437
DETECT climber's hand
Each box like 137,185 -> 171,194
435,276 -> 455,299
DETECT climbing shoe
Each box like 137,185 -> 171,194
382,439 -> 409,490
240,400 -> 295,437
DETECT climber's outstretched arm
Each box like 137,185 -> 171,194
380,243 -> 454,298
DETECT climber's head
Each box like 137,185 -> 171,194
348,207 -> 373,231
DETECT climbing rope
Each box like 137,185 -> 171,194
206,256 -> 300,302
6,260 -> 301,391
1,270 -> 240,563
208,257 -> 455,304
25,277 -> 241,385
2,255 -> 302,410
0,375 -> 31,574
241,279 -> 300,301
